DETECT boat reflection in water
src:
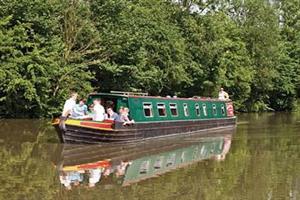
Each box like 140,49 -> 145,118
55,129 -> 233,190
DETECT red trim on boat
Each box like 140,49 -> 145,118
226,102 -> 234,117
80,121 -> 113,129
77,161 -> 111,170
103,119 -> 114,123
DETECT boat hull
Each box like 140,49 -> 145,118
53,117 -> 236,144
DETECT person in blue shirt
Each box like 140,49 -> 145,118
71,99 -> 88,119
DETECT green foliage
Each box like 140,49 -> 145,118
0,0 -> 93,117
0,0 -> 300,117
90,0 -> 191,94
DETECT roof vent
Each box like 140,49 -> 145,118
110,91 -> 148,96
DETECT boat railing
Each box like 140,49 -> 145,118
110,91 -> 149,96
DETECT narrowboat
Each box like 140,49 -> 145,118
55,131 -> 233,188
52,91 -> 236,144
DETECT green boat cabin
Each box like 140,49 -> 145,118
86,91 -> 233,123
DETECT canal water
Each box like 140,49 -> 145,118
0,113 -> 299,200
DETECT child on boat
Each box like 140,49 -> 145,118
119,107 -> 135,125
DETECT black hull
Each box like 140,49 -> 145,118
54,117 -> 236,144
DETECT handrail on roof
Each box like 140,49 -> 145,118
110,91 -> 149,96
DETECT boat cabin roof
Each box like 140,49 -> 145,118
88,91 -> 227,102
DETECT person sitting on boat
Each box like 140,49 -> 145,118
62,92 -> 78,117
88,168 -> 102,188
120,107 -> 135,125
218,87 -> 229,100
70,99 -> 89,119
59,170 -> 83,190
115,161 -> 131,177
105,107 -> 121,121
92,99 -> 105,121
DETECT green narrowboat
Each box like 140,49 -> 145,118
55,131 -> 233,188
52,91 -> 236,143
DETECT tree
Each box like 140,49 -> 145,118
0,0 -> 93,117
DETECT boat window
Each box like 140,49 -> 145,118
166,153 -> 176,167
183,103 -> 189,117
221,105 -> 225,116
193,147 -> 199,159
200,146 -> 206,155
157,103 -> 167,117
169,103 -> 178,116
212,104 -> 217,116
139,160 -> 150,174
202,104 -> 207,116
143,103 -> 153,117
154,156 -> 164,170
181,152 -> 186,163
195,104 -> 200,116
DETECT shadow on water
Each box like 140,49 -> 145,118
0,113 -> 299,200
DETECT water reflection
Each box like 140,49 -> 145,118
0,113 -> 299,199
55,131 -> 233,189
59,170 -> 84,190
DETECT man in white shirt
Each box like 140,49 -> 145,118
92,99 -> 105,121
59,174 -> 71,190
218,88 -> 229,100
88,168 -> 102,187
62,92 -> 78,117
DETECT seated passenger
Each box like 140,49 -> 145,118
70,99 -> 89,119
59,170 -> 83,190
92,99 -> 105,121
115,161 -> 131,177
218,87 -> 229,100
106,107 -> 121,121
120,107 -> 135,125
88,168 -> 102,188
